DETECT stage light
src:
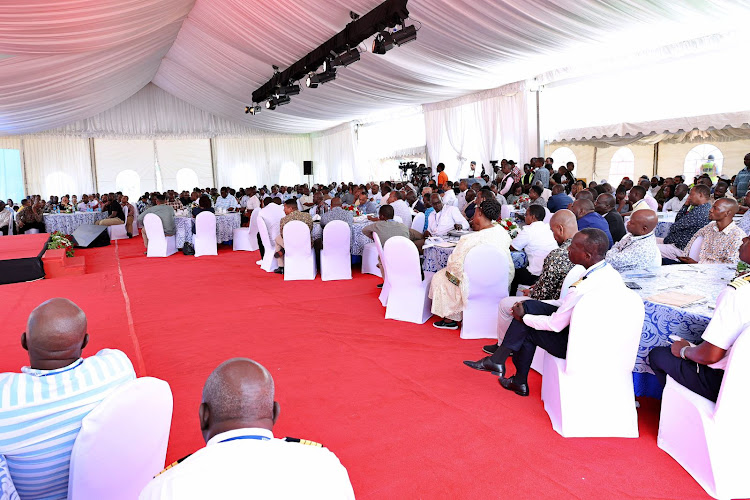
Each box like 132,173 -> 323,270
277,84 -> 300,96
332,48 -> 361,68
393,25 -> 416,46
265,95 -> 291,110
306,69 -> 336,88
372,31 -> 394,55
244,104 -> 261,115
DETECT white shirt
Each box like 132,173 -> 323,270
259,203 -> 286,242
540,188 -> 552,202
442,189 -> 458,207
631,199 -> 650,213
215,195 -> 240,210
663,196 -> 687,212
644,192 -> 658,211
524,261 -> 625,332
244,196 -> 261,211
427,205 -> 469,236
701,279 -> 750,370
511,221 -> 559,275
299,194 -> 314,206
76,201 -> 91,211
139,428 -> 355,500
457,190 -> 468,211
389,199 -> 413,227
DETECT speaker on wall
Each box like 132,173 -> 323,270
303,160 -> 313,176
71,225 -> 111,248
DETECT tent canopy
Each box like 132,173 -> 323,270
2,0 -> 749,136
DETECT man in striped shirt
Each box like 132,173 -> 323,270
0,298 -> 135,500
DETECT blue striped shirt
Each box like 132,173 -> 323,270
0,349 -> 135,500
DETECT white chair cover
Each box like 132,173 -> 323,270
256,217 -> 278,272
383,236 -> 433,324
543,207 -> 552,224
501,205 -> 511,220
361,241 -> 382,277
232,207 -> 258,252
107,205 -> 129,241
67,377 -> 173,500
531,265 -> 586,375
2,207 -> 14,236
25,228 -> 41,234
540,287 -> 644,437
194,211 -> 218,257
283,220 -> 316,281
411,212 -> 425,232
393,215 -> 403,223
460,245 -> 509,339
374,233 -> 390,306
320,220 -> 352,281
130,204 -> 139,236
657,326 -> 750,500
143,213 -> 177,257
688,235 -> 704,262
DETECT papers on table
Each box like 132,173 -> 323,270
423,237 -> 458,249
645,291 -> 706,308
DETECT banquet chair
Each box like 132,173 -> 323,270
543,207 -> 552,224
67,377 -> 173,500
130,204 -> 139,237
283,220 -> 316,281
233,208 -> 259,252
383,236 -> 434,324
320,220 -> 352,281
688,236 -> 704,262
256,217 -> 277,272
540,288 -> 644,437
143,213 -> 177,257
460,245 -> 509,339
393,215 -> 403,223
411,212 -> 425,232
657,326 -> 750,500
361,238 -> 382,277
374,233 -> 390,306
531,265 -> 586,375
194,211 -> 218,257
25,228 -> 41,234
501,205 -> 511,220
107,206 -> 129,241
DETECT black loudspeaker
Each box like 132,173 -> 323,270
303,160 -> 313,176
71,225 -> 111,248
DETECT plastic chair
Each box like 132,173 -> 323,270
233,208 -> 260,252
374,233 -> 390,306
194,211 -> 218,257
283,220 -> 316,280
688,235 -> 704,262
107,206 -> 129,241
460,245 -> 510,339
143,214 -> 177,257
411,212 -> 425,232
320,220 -> 352,281
256,217 -> 278,272
657,326 -> 750,500
540,288 -> 644,437
67,377 -> 173,500
383,236 -> 433,324
531,265 -> 586,375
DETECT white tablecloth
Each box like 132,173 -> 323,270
43,212 -> 107,234
175,213 -> 241,248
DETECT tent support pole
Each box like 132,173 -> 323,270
653,142 -> 659,177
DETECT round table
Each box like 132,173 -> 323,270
422,238 -> 527,272
311,221 -> 372,255
175,213 -> 241,248
43,212 -> 107,234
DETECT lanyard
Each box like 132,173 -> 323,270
219,435 -> 271,443
583,261 -> 607,279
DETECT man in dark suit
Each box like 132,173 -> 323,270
594,193 -> 626,243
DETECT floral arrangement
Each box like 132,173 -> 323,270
499,218 -> 519,238
513,195 -> 530,210
343,205 -> 362,217
48,231 -> 75,257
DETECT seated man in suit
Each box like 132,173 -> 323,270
0,299 -> 135,499
571,199 -> 613,248
594,193 -> 626,243
140,358 -> 355,499
463,229 -> 625,396
649,236 -> 750,401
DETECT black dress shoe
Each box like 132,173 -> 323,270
376,283 -> 383,289
499,376 -> 529,397
274,267 -> 284,274
482,344 -> 498,355
462,357 -> 504,377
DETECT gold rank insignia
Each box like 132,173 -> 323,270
570,278 -> 585,288
284,437 -> 323,447
728,274 -> 750,290
154,454 -> 192,477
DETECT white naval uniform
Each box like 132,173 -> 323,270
139,428 -> 355,500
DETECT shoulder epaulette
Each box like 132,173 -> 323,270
154,453 -> 192,477
728,275 -> 750,290
284,437 -> 323,447
570,277 -> 585,288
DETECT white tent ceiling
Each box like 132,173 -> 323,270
2,0 -> 750,136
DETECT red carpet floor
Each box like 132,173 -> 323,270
0,237 -> 712,499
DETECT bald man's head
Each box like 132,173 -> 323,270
549,209 -> 578,244
22,298 -> 89,370
709,197 -> 739,224
199,358 -> 279,443
627,209 -> 658,236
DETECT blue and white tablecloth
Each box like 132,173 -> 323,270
621,264 -> 735,397
655,221 -> 673,238
175,213 -> 241,248
422,237 -> 527,273
43,212 -> 107,234
311,221 -> 372,256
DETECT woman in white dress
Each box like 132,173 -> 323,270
430,198 -> 514,330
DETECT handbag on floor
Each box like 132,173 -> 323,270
182,242 -> 195,255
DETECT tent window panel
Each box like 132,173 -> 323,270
550,147 -> 577,174
683,144 -> 723,182
609,147 -> 635,187
0,149 -> 24,202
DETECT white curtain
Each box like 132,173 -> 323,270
214,135 -> 311,188
311,123 -> 359,184
265,136 -> 311,187
24,137 -> 93,198
94,139 -> 157,200
357,110 -> 426,182
155,139 -> 213,190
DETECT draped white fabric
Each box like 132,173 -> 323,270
311,124 -> 359,184
155,139 -> 214,191
3,0 -> 749,135
94,140 -> 158,200
24,137 -> 94,198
